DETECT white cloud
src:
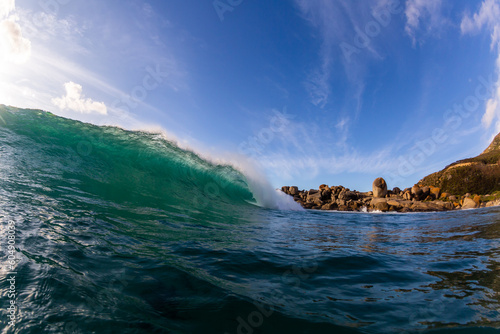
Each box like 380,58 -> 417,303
461,0 -> 500,36
462,0 -> 500,134
0,0 -> 31,64
482,95 -> 498,128
0,18 -> 31,64
52,81 -> 107,115
404,0 -> 444,44
0,0 -> 14,19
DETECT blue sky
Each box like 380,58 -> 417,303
1,0 -> 500,191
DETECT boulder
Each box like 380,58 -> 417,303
462,197 -> 479,209
337,204 -> 351,211
306,192 -> 323,205
486,199 -> 500,207
371,198 -> 389,212
289,186 -> 299,195
421,186 -> 430,198
403,191 -> 412,200
339,190 -> 358,201
329,186 -> 340,196
281,186 -> 289,194
321,202 -> 337,210
319,184 -> 329,191
387,199 -> 403,210
411,185 -> 424,200
433,201 -> 454,210
372,177 -> 388,198
392,187 -> 402,195
320,189 -> 332,201
411,201 -> 445,212
429,186 -> 441,200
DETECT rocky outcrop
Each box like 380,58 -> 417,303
372,177 -> 387,198
281,177 -> 500,213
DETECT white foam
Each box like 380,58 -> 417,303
225,156 -> 304,211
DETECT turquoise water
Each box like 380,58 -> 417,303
0,106 -> 499,333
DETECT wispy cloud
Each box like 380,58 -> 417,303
461,0 -> 500,134
404,0 -> 444,45
52,81 -> 107,115
294,0 -> 396,109
294,0 -> 350,107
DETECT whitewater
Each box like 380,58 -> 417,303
0,106 -> 499,333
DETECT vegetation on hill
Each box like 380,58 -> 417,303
419,134 -> 500,196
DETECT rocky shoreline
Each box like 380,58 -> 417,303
281,178 -> 500,213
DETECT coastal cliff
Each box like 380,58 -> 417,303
418,133 -> 500,196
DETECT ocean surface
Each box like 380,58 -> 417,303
0,106 -> 499,334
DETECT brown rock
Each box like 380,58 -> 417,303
306,192 -> 323,205
486,199 -> 500,207
421,186 -> 430,198
321,202 -> 337,210
320,189 -> 332,201
429,186 -> 441,200
411,201 -> 445,212
462,197 -> 479,209
403,191 -> 412,200
372,177 -> 388,198
371,198 -> 389,212
303,203 -> 314,209
387,199 -> 403,210
433,201 -> 454,210
289,186 -> 299,195
337,205 -> 351,211
339,190 -> 358,201
348,201 -> 362,211
319,184 -> 329,191
411,185 -> 424,200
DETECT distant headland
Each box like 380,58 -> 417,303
281,133 -> 500,212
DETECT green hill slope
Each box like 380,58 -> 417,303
418,133 -> 500,195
